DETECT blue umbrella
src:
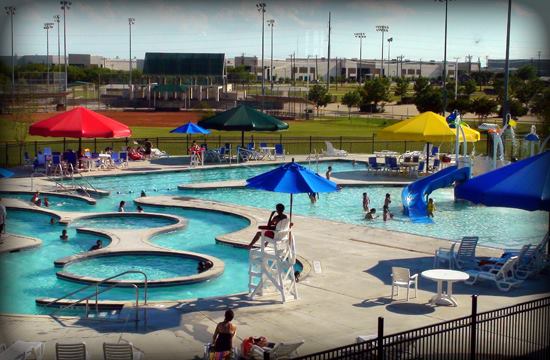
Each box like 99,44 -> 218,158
170,122 -> 211,135
246,159 -> 338,221
455,150 -> 550,212
0,168 -> 14,178
170,122 -> 211,152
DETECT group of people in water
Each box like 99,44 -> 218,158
30,192 -> 49,207
363,192 -> 395,221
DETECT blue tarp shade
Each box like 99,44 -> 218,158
454,151 -> 550,212
170,122 -> 211,135
0,168 -> 14,178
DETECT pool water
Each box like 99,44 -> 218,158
0,208 -> 249,314
64,254 -> 199,281
70,214 -> 177,229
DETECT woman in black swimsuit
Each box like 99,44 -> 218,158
212,309 -> 237,355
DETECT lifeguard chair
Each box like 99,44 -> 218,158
248,218 -> 299,303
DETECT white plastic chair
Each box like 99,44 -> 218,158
0,341 -> 44,360
434,242 -> 457,268
56,342 -> 89,360
465,256 -> 522,292
103,342 -> 144,360
391,267 -> 418,301
249,340 -> 304,360
323,141 -> 348,157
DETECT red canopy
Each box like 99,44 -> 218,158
29,107 -> 131,138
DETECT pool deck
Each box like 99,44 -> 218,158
1,156 -> 549,359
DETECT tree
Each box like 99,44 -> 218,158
413,76 -> 430,95
462,79 -> 477,97
531,87 -> 550,136
414,87 -> 443,113
341,90 -> 362,120
447,97 -> 472,115
445,81 -> 456,100
308,84 -> 332,115
394,77 -> 410,101
471,96 -> 498,120
514,65 -> 537,81
360,77 -> 390,112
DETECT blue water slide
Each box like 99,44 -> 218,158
401,166 -> 471,223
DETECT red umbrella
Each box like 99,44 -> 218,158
29,107 -> 131,138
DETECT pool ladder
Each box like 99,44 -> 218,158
43,270 -> 148,322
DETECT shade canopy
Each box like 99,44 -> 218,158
0,168 -> 14,178
377,111 -> 456,142
246,161 -> 338,194
198,105 -> 288,146
455,151 -> 550,212
456,124 -> 481,143
29,107 -> 131,139
170,122 -> 211,135
525,133 -> 540,142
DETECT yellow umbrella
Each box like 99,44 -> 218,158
456,124 -> 481,143
377,111 -> 455,143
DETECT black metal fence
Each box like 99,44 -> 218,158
291,295 -> 550,360
0,135 -> 527,168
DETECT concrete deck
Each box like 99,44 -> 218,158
1,157 -> 549,360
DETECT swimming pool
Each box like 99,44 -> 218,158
70,213 -> 178,229
0,208 -> 249,314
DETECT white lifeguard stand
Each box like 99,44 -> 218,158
248,218 -> 299,303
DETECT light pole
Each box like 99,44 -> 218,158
376,25 -> 389,77
60,1 -> 71,93
54,15 -> 60,78
256,3 -> 266,97
128,17 -> 135,98
419,58 -> 422,77
267,19 -> 274,91
5,6 -> 15,87
306,55 -> 312,89
354,32 -> 365,83
387,37 -> 393,78
436,0 -> 452,116
44,23 -> 54,86
454,57 -> 459,100
502,0 -> 512,126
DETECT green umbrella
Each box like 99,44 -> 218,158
197,105 -> 289,146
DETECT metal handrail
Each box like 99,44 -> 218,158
45,270 -> 148,320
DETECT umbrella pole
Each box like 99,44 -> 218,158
78,137 -> 82,151
186,134 -> 189,153
63,138 -> 66,152
289,193 -> 293,224
241,131 -> 245,148
426,142 -> 430,174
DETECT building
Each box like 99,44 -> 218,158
487,58 -> 550,77
0,53 -> 144,71
250,57 -> 479,82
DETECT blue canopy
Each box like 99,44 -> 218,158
525,133 -> 540,142
0,168 -> 14,178
246,160 -> 338,221
246,161 -> 338,194
170,122 -> 211,135
455,151 -> 550,212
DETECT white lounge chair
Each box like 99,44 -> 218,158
322,141 -> 348,157
0,341 -> 44,360
433,242 -> 457,268
56,342 -> 89,360
250,340 -> 304,360
452,236 -> 479,270
465,256 -> 523,292
390,267 -> 418,301
103,342 -> 144,360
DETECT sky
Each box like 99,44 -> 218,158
0,0 -> 548,65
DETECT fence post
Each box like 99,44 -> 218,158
156,137 -> 159,148
470,294 -> 478,360
372,134 -> 376,154
279,134 -> 282,146
218,135 -> 221,148
94,138 -> 97,153
309,136 -> 312,154
34,141 -> 38,157
404,141 -> 407,153
377,316 -> 384,360
5,143 -> 8,166
339,136 -> 343,150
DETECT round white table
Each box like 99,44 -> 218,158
421,269 -> 469,306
